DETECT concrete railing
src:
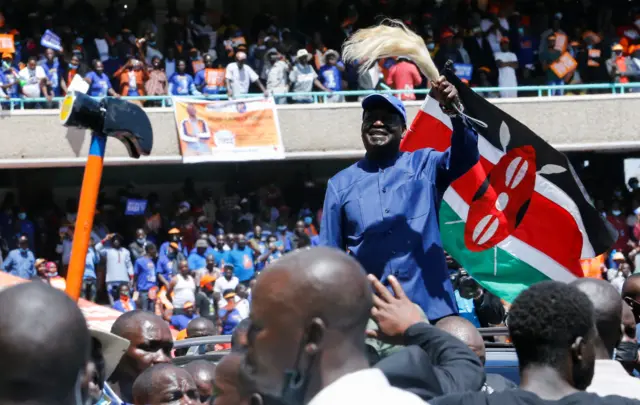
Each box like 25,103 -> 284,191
0,93 -> 638,168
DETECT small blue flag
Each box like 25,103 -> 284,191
125,199 -> 147,216
453,63 -> 473,81
41,30 -> 62,52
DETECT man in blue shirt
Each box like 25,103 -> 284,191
227,234 -> 255,283
2,235 -> 36,279
212,234 -> 229,267
82,243 -> 100,302
188,239 -> 209,271
319,49 -> 345,103
171,301 -> 199,331
319,78 -> 479,321
40,48 -> 65,98
134,242 -> 158,312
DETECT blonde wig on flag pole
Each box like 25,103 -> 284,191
341,19 -> 440,82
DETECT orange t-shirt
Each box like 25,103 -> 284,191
580,254 -> 605,279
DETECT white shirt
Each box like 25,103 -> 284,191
481,18 -> 509,54
214,276 -> 239,295
19,66 -> 47,97
587,359 -> 640,399
308,368 -> 425,405
95,38 -> 110,62
494,51 -> 518,97
225,62 -> 259,97
611,275 -> 626,293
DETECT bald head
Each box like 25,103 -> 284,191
572,278 -> 622,356
187,317 -> 216,338
622,274 -> 640,299
436,316 -> 486,364
0,283 -> 91,404
254,247 -> 372,335
185,360 -> 216,404
132,363 -> 197,405
246,247 -> 372,398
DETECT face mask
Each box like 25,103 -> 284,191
200,226 -> 207,232
69,63 -> 78,69
67,213 -> 78,222
612,209 -> 622,216
614,341 -> 638,366
427,43 -> 435,51
20,248 -> 28,254
518,28 -> 524,35
149,41 -> 156,47
17,213 -> 26,220
304,217 -> 312,226
137,237 -> 146,244
76,37 -> 84,45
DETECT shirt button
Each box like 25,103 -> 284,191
384,208 -> 390,214
382,187 -> 387,193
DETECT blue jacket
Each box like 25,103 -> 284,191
3,249 -> 36,280
319,116 -> 478,321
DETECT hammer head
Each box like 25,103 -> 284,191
59,92 -> 153,159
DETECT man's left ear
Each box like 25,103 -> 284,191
570,336 -> 585,361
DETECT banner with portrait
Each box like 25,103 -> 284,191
172,97 -> 285,163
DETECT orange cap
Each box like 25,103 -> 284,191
1,52 -> 12,59
183,301 -> 194,309
200,274 -> 217,288
168,228 -> 181,234
612,43 -> 624,51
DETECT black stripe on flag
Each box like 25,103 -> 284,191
443,65 -> 617,256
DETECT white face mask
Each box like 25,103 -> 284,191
612,209 -> 622,216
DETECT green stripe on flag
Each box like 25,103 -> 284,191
439,201 -> 550,303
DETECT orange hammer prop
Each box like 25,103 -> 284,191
59,92 -> 153,301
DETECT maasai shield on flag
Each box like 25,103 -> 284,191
400,68 -> 616,302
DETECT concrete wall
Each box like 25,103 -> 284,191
1,94 -> 638,168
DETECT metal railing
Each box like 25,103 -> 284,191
2,82 -> 640,110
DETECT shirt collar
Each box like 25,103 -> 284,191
363,151 -> 403,171
308,368 -> 389,405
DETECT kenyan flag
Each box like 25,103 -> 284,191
400,68 -> 617,303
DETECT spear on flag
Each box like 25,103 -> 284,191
343,21 -> 616,302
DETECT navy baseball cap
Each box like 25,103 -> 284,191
362,94 -> 407,124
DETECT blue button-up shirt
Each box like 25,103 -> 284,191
319,116 -> 478,321
3,249 -> 36,280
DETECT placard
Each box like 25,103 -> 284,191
549,52 -> 578,79
125,199 -> 148,215
41,29 -> 62,52
453,63 -> 473,81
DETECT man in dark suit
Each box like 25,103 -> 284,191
465,26 -> 498,85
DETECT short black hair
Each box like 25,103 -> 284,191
145,242 -> 157,253
508,281 -> 595,369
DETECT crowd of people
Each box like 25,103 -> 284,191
2,0 -> 640,107
2,246 -> 640,405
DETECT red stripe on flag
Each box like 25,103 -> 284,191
405,107 -> 583,276
401,110 -> 452,153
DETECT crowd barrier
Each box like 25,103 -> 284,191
2,82 -> 640,110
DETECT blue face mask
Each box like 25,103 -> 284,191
200,226 -> 207,232
69,63 -> 77,69
136,237 -> 146,244
19,248 -> 28,254
17,213 -> 26,220
427,43 -> 435,51
76,37 -> 84,45
149,41 -> 157,47
518,28 -> 524,36
303,216 -> 312,226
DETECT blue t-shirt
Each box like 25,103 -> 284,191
41,60 -> 63,96
219,307 -> 243,335
212,248 -> 229,267
454,290 -> 481,327
134,256 -> 157,292
84,247 -> 100,280
169,73 -> 195,95
170,313 -> 198,331
0,69 -> 19,98
319,63 -> 344,91
227,247 -> 255,282
187,251 -> 207,271
157,255 -> 177,282
86,71 -> 113,97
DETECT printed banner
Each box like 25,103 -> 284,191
550,52 -> 578,79
172,97 -> 285,163
125,199 -> 148,216
453,63 -> 473,81
41,29 -> 63,52
0,34 -> 14,54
